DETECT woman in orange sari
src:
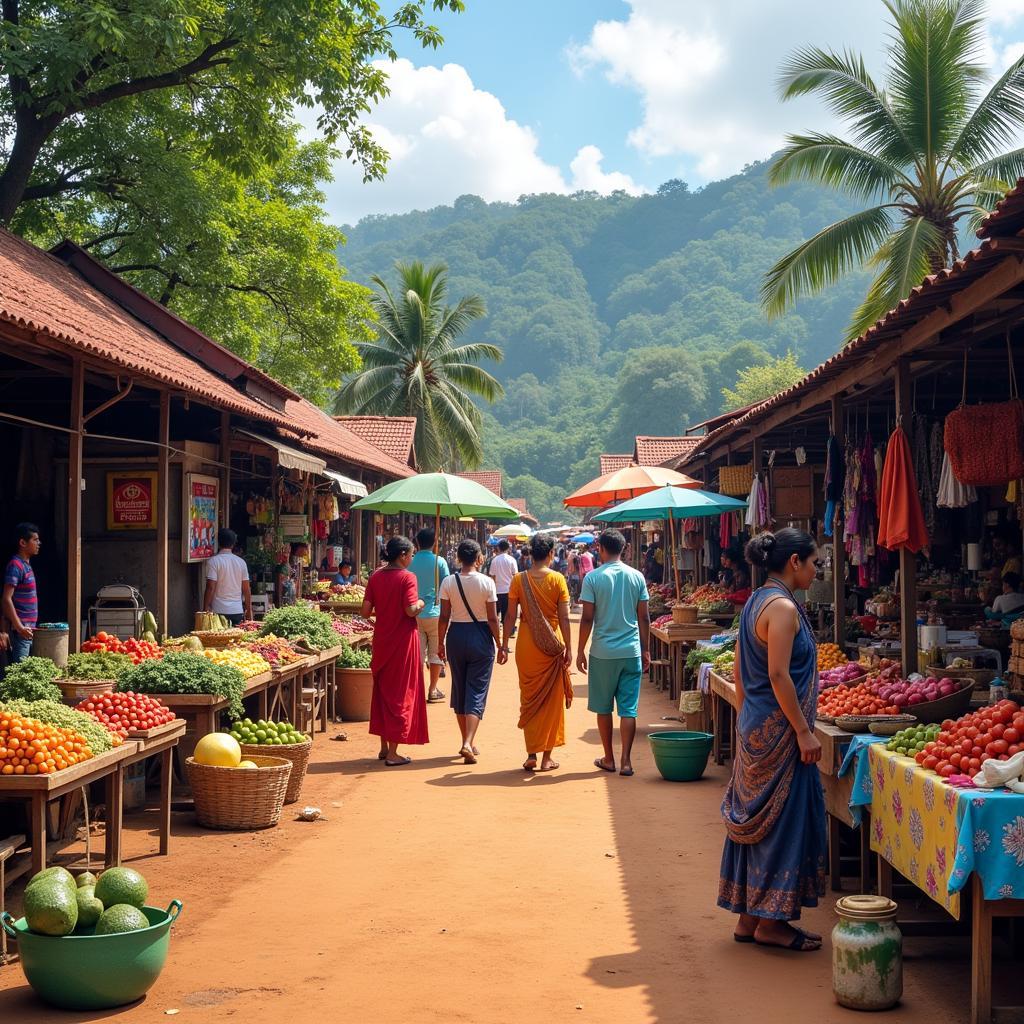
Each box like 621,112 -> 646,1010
500,535 -> 573,771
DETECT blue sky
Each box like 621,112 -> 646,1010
321,0 -> 1024,226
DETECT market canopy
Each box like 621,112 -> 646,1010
593,485 -> 747,523
324,469 -> 368,498
564,465 -> 700,509
237,429 -> 326,475
352,472 -> 519,520
491,522 -> 535,538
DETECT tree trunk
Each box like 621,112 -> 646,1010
0,117 -> 51,225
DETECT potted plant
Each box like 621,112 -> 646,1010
336,643 -> 373,721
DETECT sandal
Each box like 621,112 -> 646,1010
594,758 -> 616,773
523,757 -> 538,771
427,690 -> 446,703
384,756 -> 412,767
619,767 -> 635,777
754,926 -> 821,952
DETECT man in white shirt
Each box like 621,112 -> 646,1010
203,529 -> 253,625
489,539 -> 519,638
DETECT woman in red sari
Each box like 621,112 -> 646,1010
361,536 -> 428,766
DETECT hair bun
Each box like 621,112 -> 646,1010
762,534 -> 776,549
744,533 -> 775,568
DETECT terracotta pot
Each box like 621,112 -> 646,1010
337,667 -> 373,722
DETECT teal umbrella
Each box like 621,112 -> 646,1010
353,473 -> 519,600
594,485 -> 747,596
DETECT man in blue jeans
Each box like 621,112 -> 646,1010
3,522 -> 40,663
577,529 -> 650,777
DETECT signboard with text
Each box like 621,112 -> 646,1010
107,472 -> 157,530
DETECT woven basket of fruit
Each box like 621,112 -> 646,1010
56,678 -> 117,706
191,629 -> 245,648
186,755 -> 291,830
234,719 -> 312,804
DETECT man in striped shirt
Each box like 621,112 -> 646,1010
3,523 -> 40,663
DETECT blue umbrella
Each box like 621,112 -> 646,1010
571,532 -> 596,544
594,486 -> 747,595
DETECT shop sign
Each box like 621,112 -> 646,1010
184,473 -> 219,562
107,472 -> 157,530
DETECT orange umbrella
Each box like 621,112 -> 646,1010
564,465 -> 700,508
877,425 -> 929,553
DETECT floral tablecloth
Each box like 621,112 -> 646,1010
841,741 -> 1024,918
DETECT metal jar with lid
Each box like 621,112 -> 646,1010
831,895 -> 902,1010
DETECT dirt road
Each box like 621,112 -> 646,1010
0,643 -> 981,1023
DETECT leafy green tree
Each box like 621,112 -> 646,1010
722,351 -> 807,409
0,0 -> 463,224
762,0 -> 1024,337
335,261 -> 503,470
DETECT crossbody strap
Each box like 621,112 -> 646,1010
453,573 -> 482,624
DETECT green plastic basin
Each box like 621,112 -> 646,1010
648,730 -> 713,781
2,900 -> 182,1010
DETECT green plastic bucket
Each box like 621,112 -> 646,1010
648,730 -> 713,781
2,900 -> 182,1010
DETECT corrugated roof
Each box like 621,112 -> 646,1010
686,232 -> 1024,463
337,415 -> 417,466
456,470 -> 502,497
633,436 -> 701,466
599,454 -> 635,475
0,228 -> 300,432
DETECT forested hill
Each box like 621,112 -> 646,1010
338,158 -> 869,521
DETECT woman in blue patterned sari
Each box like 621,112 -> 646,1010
719,528 -> 827,951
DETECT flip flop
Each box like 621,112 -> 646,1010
538,762 -> 560,772
754,927 -> 821,952
523,758 -> 538,771
383,756 -> 412,767
733,933 -> 755,944
619,767 -> 635,777
594,758 -> 616,773
427,691 -> 446,703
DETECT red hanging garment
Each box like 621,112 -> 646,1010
876,426 -> 929,554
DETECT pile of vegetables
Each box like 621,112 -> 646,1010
330,615 -> 374,638
118,653 -> 246,719
242,635 -> 305,667
75,692 -> 176,739
912,700 -> 1023,778
327,583 -> 366,602
1,699 -> 120,753
817,680 -> 901,718
712,649 -> 735,680
80,633 -> 163,664
259,605 -> 338,651
62,652 -> 133,681
886,722 -> 941,758
228,718 -> 307,746
0,709 -> 93,775
201,647 -> 270,679
0,657 -> 62,703
237,620 -> 262,633
819,662 -> 866,688
652,613 -> 673,629
338,643 -> 372,669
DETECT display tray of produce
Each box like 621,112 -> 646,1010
128,718 -> 185,741
74,690 -> 177,741
258,606 -> 339,652
0,743 -> 136,792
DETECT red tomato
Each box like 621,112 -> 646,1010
992,723 -> 1006,738
939,764 -> 956,778
1009,745 -> 1022,757
968,757 -> 982,772
988,739 -> 1010,757
1004,727 -> 1020,745
923,755 -> 939,770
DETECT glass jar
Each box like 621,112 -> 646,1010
832,895 -> 902,1010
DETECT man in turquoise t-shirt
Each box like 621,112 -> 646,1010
410,527 -> 450,702
577,528 -> 650,777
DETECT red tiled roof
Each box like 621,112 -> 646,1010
688,231 -> 1024,462
337,415 -> 417,467
457,470 -> 502,497
0,228 -> 413,479
599,454 -> 635,475
0,228 -> 300,432
977,177 -> 1024,238
633,436 -> 701,466
280,402 -> 413,478
506,497 -> 538,524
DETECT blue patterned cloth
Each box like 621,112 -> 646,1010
841,734 -> 1024,900
718,585 -> 827,921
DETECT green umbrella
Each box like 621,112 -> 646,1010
353,473 -> 519,602
594,485 -> 748,597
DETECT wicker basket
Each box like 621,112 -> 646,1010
185,755 -> 291,830
926,665 -> 996,689
719,464 -> 754,496
241,738 -> 312,804
672,604 -> 698,624
57,678 -> 116,706
191,629 -> 246,648
1011,619 -> 1024,641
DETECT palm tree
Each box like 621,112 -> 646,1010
762,0 -> 1024,339
335,260 -> 503,470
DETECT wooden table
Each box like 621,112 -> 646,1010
650,624 -> 720,699
0,743 -> 137,875
708,671 -> 738,764
115,720 -> 186,857
814,721 -> 872,893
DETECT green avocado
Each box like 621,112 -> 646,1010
24,879 -> 79,935
95,904 -> 148,935
74,885 -> 105,930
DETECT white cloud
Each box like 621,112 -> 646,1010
571,0 -> 1024,183
320,59 -> 644,224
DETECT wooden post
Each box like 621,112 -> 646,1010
219,411 -> 231,528
667,514 -> 681,598
67,358 -> 84,650
831,394 -> 846,646
750,439 -> 763,588
894,359 -> 918,677
156,391 -> 170,637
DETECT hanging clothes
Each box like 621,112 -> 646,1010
912,415 -> 936,538
824,433 -> 845,537
877,425 -> 929,554
744,475 -> 761,528
936,450 -> 977,509
719,512 -> 732,550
